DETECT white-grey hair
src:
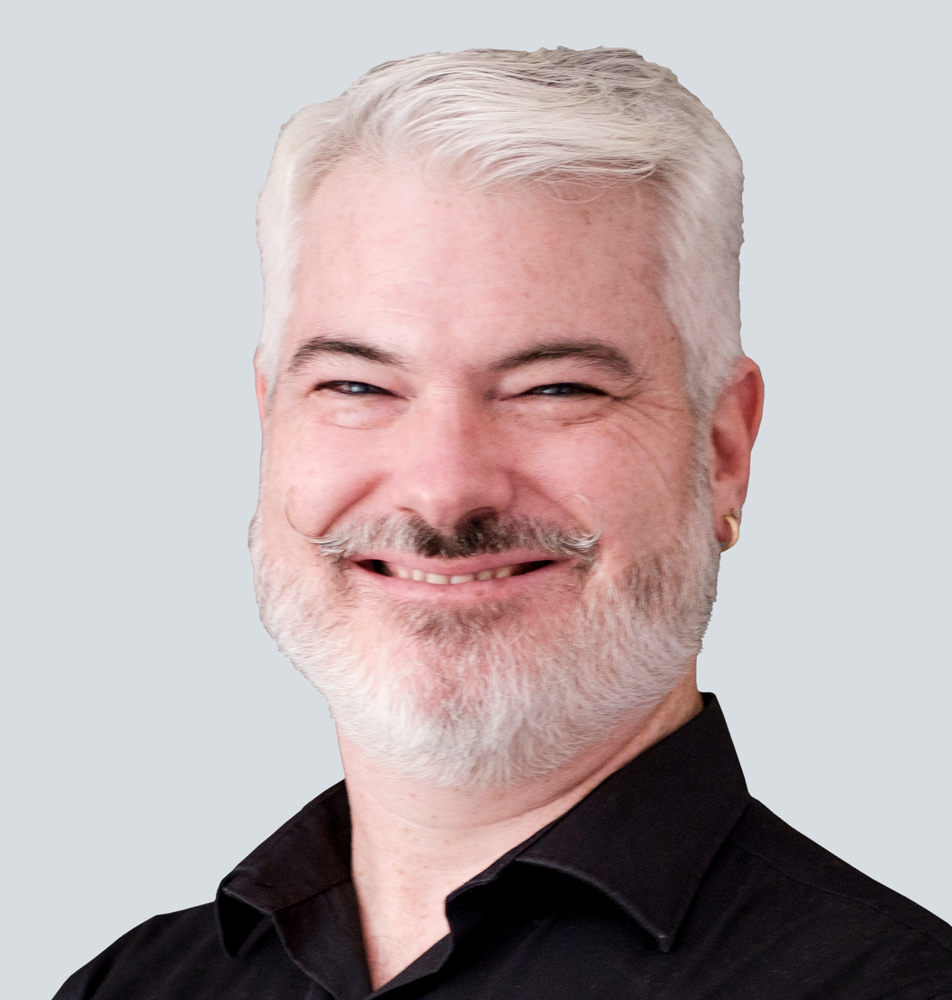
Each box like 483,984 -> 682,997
255,46 -> 745,415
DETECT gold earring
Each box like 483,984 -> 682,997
720,510 -> 741,552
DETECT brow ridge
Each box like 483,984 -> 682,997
287,335 -> 638,383
287,335 -> 407,374
490,340 -> 637,379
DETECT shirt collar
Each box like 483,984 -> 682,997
515,694 -> 749,951
217,776 -> 353,955
217,694 -> 749,958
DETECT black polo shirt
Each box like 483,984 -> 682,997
55,696 -> 952,999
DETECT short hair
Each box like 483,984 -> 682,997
256,47 -> 744,415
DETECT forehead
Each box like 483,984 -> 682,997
286,162 -> 675,367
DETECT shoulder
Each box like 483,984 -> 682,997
707,799 -> 952,996
728,800 -> 952,947
51,901 -> 309,1000
53,905 -> 221,1000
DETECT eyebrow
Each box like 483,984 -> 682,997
287,335 -> 408,374
286,334 -> 639,383
489,341 -> 637,380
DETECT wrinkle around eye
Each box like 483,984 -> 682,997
306,379 -> 408,429
500,389 -> 617,428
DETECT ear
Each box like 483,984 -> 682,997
254,356 -> 270,427
708,356 -> 764,548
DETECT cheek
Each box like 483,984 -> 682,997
515,424 -> 697,548
262,417 -> 388,538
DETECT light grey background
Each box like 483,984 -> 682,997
2,2 -> 949,997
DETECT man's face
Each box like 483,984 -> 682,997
251,163 -> 718,785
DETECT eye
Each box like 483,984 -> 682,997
525,383 -> 605,397
317,380 -> 393,396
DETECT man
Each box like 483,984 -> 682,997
56,46 -> 952,998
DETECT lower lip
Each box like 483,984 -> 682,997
348,559 -> 570,601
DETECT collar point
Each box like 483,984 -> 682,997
656,932 -> 674,954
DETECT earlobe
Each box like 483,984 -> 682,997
719,510 -> 742,552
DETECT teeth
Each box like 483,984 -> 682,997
384,563 -> 520,583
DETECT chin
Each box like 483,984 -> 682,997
250,506 -> 720,789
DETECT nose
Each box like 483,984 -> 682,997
383,393 -> 515,532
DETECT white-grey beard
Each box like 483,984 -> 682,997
250,501 -> 720,789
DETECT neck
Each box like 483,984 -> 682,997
339,670 -> 703,989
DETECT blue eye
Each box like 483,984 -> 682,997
320,381 -> 389,395
528,383 -> 600,396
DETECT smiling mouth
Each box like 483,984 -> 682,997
358,559 -> 555,585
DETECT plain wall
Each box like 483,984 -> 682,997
2,1 -> 949,996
